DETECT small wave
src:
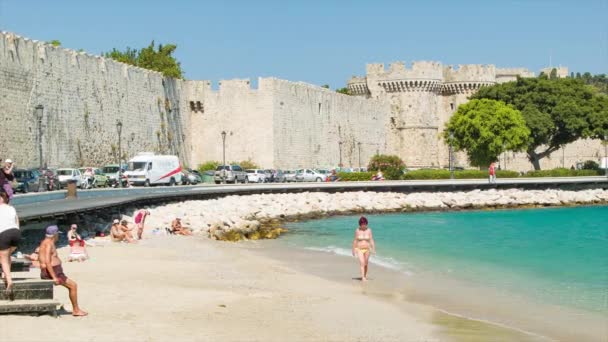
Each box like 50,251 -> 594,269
304,246 -> 413,274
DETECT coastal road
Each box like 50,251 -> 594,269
13,176 -> 608,223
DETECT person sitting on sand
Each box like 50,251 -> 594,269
110,219 -> 125,242
134,209 -> 150,240
23,247 -> 40,268
119,220 -> 136,243
39,225 -> 88,317
67,224 -> 89,262
171,217 -> 192,236
351,216 -> 376,281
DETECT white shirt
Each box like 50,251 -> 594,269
0,204 -> 18,234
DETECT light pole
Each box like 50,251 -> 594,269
221,130 -> 227,184
502,142 -> 507,171
449,131 -> 454,180
116,120 -> 123,187
35,105 -> 44,169
338,141 -> 343,168
357,142 -> 362,170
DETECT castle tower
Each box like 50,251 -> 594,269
350,61 -> 444,167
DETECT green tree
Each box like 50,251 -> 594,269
367,154 -> 404,180
443,99 -> 530,168
49,40 -> 61,47
103,41 -> 184,79
321,84 -> 330,89
472,77 -> 607,169
336,87 -> 350,95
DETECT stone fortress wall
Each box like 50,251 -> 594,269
1,30 -> 603,173
348,61 -> 604,171
0,31 -> 191,169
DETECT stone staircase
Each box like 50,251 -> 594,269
0,258 -> 60,316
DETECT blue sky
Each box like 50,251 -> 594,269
1,0 -> 606,87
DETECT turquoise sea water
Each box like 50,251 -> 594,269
282,206 -> 608,314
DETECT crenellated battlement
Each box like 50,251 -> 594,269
0,31 -> 165,81
443,64 -> 496,83
366,61 -> 444,81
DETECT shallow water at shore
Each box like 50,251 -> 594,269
255,206 -> 608,341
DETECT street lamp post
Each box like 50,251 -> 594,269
503,142 -> 507,171
221,131 -> 227,184
35,105 -> 45,192
357,142 -> 362,170
449,131 -> 455,180
116,120 -> 123,187
338,141 -> 343,168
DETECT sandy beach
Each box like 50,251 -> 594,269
2,231 -> 548,342
2,234 -> 441,341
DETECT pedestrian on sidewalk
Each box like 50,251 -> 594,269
489,162 -> 497,184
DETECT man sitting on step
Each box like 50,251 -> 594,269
38,225 -> 88,317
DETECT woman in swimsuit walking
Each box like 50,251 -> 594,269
134,209 -> 150,240
352,216 -> 375,281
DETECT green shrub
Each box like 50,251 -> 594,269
582,160 -> 599,170
384,167 -> 403,180
198,161 -> 220,173
338,172 -> 375,181
525,168 -> 601,177
401,169 -> 520,180
368,154 -> 404,171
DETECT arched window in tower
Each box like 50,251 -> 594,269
450,103 -> 455,111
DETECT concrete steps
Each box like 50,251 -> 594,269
1,259 -> 60,317
0,278 -> 54,300
0,299 -> 60,317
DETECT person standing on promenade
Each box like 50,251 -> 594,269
39,225 -> 88,316
0,159 -> 15,199
0,191 -> 20,300
351,216 -> 376,281
489,162 -> 497,184
134,209 -> 150,240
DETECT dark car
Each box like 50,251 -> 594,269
12,168 -> 43,193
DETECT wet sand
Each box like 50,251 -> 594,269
251,240 -> 607,342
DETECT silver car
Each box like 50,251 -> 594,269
283,170 -> 297,182
295,169 -> 327,182
214,165 -> 248,184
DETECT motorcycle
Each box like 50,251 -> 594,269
81,175 -> 96,189
110,172 -> 131,188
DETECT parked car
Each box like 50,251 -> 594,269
12,168 -> 43,193
56,168 -> 83,187
102,164 -> 122,182
214,165 -> 247,184
273,169 -> 286,183
283,170 -> 297,182
245,169 -> 266,183
181,169 -> 201,185
295,169 -> 328,182
79,167 -> 109,187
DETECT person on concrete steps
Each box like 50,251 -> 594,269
0,191 -> 20,300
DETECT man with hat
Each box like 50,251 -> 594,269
0,158 -> 15,199
38,225 -> 88,316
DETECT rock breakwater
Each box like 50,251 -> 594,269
145,188 -> 608,241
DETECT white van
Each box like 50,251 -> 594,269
125,153 -> 183,186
